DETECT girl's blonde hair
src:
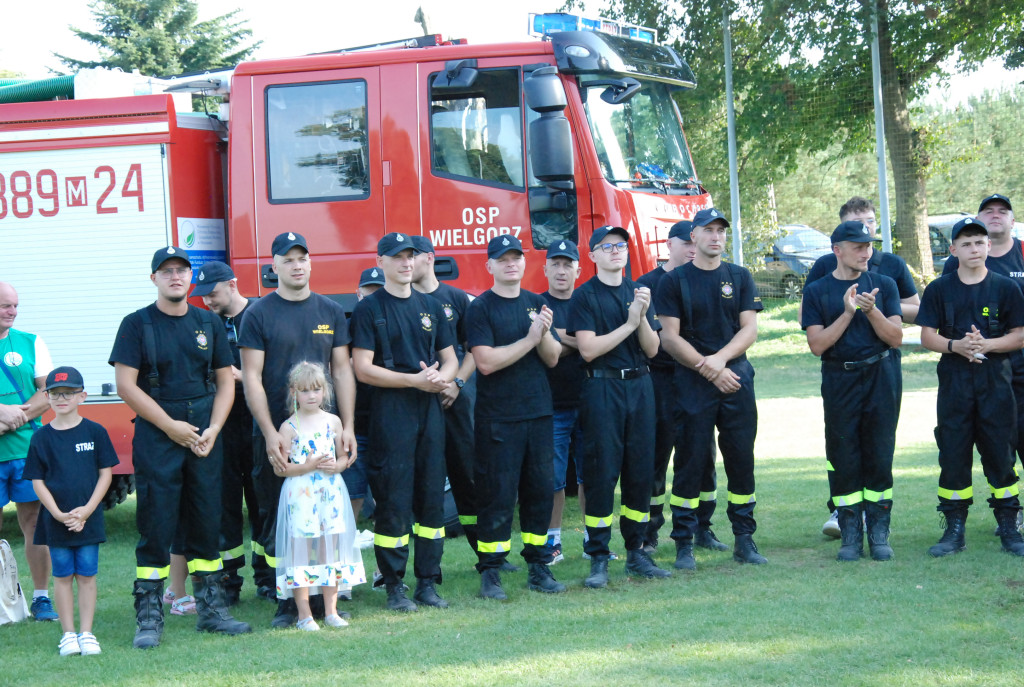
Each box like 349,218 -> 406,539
285,361 -> 333,411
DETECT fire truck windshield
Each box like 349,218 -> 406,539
581,78 -> 699,194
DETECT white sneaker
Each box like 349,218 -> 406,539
296,617 -> 320,631
59,631 -> 81,656
324,614 -> 349,628
78,632 -> 101,656
822,511 -> 841,539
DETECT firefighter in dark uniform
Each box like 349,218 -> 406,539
465,234 -> 565,599
111,247 -> 250,649
801,221 -> 904,562
655,208 -> 767,570
804,196 -> 919,538
239,232 -> 357,628
351,233 -> 458,611
568,226 -> 670,588
410,235 -> 480,556
638,220 -> 727,555
918,217 -> 1024,557
190,260 -> 269,603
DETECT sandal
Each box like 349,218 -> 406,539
296,616 -> 320,632
324,614 -> 349,628
170,594 -> 197,615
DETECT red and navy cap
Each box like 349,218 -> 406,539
45,366 -> 84,391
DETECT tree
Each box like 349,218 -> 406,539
55,0 -> 261,76
578,0 -> 1024,276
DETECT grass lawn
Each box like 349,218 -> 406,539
3,298 -> 1023,686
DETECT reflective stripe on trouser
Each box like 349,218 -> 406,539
474,415 -> 555,570
581,375 -> 656,557
133,396 -> 224,575
136,565 -> 171,580
444,385 -> 478,550
822,357 -> 898,507
251,431 -> 285,575
935,356 -> 1018,511
218,403 -> 266,578
671,362 -> 758,539
368,388 -> 446,585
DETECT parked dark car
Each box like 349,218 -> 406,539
751,224 -> 831,299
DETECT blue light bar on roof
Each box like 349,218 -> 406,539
528,12 -> 658,44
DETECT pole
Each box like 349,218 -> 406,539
871,6 -> 892,252
723,6 -> 743,265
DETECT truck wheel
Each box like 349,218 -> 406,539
102,474 -> 136,511
782,275 -> 802,300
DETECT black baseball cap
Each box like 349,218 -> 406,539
668,220 -> 695,240
588,226 -> 629,251
979,194 -> 1012,213
271,231 -> 309,256
487,234 -> 524,259
546,239 -> 579,261
377,232 -> 417,256
191,261 -> 236,297
151,246 -> 191,273
358,267 -> 385,287
411,235 -> 434,254
692,208 -> 729,228
45,366 -> 84,391
950,217 -> 988,242
830,220 -> 879,244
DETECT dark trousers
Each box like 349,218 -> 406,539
219,406 -> 269,586
647,364 -> 717,545
251,430 -> 284,570
474,416 -> 555,570
822,355 -> 898,505
580,375 -> 656,557
935,356 -> 1019,511
1011,351 -> 1024,467
671,361 -> 758,542
367,388 -> 446,585
444,380 -> 478,547
133,396 -> 222,579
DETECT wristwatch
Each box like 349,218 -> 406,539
454,377 -> 465,389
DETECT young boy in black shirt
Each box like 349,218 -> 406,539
918,217 -> 1024,557
24,367 -> 118,656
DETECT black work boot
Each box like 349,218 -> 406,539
929,508 -> 967,557
673,542 -> 696,571
271,597 -> 298,628
386,582 -> 418,612
584,555 -> 610,589
625,549 -> 672,578
694,527 -> 730,551
132,579 -> 164,650
836,506 -> 864,562
193,573 -> 252,635
413,579 -> 449,608
527,563 -> 567,593
478,568 -> 507,600
221,570 -> 243,606
499,560 -> 521,573
733,534 -> 768,565
865,502 -> 893,561
995,508 -> 1024,556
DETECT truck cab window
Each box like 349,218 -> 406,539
430,69 -> 524,189
266,80 -> 370,203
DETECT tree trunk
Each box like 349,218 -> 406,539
874,0 -> 934,279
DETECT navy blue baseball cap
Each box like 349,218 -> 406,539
546,239 -> 579,261
692,208 -> 729,228
377,232 -> 416,256
271,231 -> 309,256
411,235 -> 434,253
979,194 -> 1012,213
487,234 -> 524,259
830,220 -> 878,244
191,260 -> 236,297
668,220 -> 695,240
950,217 -> 988,242
151,246 -> 191,273
45,366 -> 84,391
588,226 -> 629,251
358,267 -> 386,287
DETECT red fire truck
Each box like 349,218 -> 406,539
0,16 -> 712,505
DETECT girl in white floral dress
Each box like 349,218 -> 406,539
274,362 -> 365,631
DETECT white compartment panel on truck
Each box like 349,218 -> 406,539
0,143 -> 171,398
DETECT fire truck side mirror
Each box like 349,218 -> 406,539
432,59 -> 479,90
524,67 -> 574,188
